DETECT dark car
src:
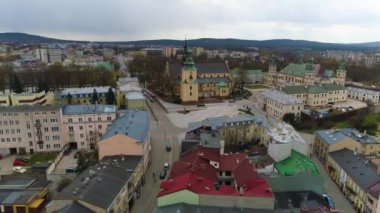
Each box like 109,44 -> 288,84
159,169 -> 167,180
63,148 -> 71,156
165,144 -> 172,152
74,151 -> 81,159
65,167 -> 78,174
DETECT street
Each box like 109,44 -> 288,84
132,101 -> 185,213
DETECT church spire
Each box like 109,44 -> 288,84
270,54 -> 276,66
339,56 -> 346,70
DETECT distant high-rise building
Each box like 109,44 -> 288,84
35,48 -> 62,63
163,46 -> 177,57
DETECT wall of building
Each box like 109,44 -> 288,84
127,99 -> 145,109
97,135 -> 143,160
199,194 -> 274,209
157,190 -> 199,207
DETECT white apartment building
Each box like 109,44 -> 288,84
347,87 -> 380,103
62,105 -> 117,150
257,90 -> 304,119
48,48 -> 63,63
0,105 -> 65,155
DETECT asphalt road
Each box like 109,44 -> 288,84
132,101 -> 185,213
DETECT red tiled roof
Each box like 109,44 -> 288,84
159,146 -> 274,198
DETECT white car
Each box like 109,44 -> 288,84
13,166 -> 26,174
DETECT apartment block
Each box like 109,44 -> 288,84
59,86 -> 115,105
62,105 -> 117,150
0,91 -> 54,107
282,83 -> 347,107
347,87 -> 380,103
48,155 -> 144,213
314,128 -> 380,165
257,90 -> 304,119
0,105 -> 65,155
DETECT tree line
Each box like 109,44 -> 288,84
0,63 -> 117,93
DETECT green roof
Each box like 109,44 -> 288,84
217,81 -> 227,87
231,68 -> 262,77
323,69 -> 335,78
282,83 -> 345,95
96,62 -> 114,70
268,172 -> 324,195
274,150 -> 320,176
280,63 -> 315,77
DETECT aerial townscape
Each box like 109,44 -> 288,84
1,1 -> 380,213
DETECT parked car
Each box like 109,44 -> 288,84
322,193 -> 336,211
74,151 -> 81,159
159,169 -> 167,180
13,159 -> 27,166
65,167 -> 78,174
63,148 -> 71,156
16,158 -> 29,163
13,166 -> 26,174
165,144 -> 172,152
164,162 -> 170,170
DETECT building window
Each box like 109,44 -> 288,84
39,145 -> 43,149
17,137 -> 21,142
68,118 -> 73,123
45,136 -> 49,141
79,126 -> 83,130
80,134 -> 84,138
190,92 -> 192,96
54,144 -> 61,149
97,117 -> 101,121
69,126 -> 74,132
107,117 -> 112,121
79,118 -> 83,122
88,117 -> 92,122
28,132 -> 32,138
29,141 -> 33,146
81,142 -> 85,146
46,144 -> 51,149
98,125 -> 102,129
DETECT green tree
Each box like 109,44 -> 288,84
76,153 -> 88,174
37,79 -> 49,92
283,113 -> 296,124
67,92 -> 73,104
105,87 -> 115,105
91,89 -> 99,104
10,73 -> 24,93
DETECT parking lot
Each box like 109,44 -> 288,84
333,98 -> 367,110
53,151 -> 77,174
0,155 -> 18,175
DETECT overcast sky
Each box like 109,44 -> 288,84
1,0 -> 380,43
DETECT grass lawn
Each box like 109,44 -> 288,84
28,152 -> 59,165
245,84 -> 269,89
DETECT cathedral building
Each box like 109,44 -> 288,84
264,55 -> 346,88
164,43 -> 232,103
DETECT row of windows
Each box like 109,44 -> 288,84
69,124 -> 103,132
0,129 -> 21,134
0,137 -> 22,143
68,116 -> 112,123
0,120 -> 20,126
38,144 -> 61,150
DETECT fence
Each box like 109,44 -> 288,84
46,144 -> 67,175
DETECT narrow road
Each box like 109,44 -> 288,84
132,101 -> 185,213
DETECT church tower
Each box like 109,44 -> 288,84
265,54 -> 277,86
180,43 -> 199,102
336,57 -> 346,85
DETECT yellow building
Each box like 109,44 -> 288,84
314,128 -> 380,165
0,94 -> 10,106
281,83 -> 347,107
327,149 -> 380,212
0,91 -> 54,106
264,55 -> 346,87
164,43 -> 231,103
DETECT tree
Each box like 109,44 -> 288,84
283,113 -> 296,124
105,87 -> 115,105
91,89 -> 99,104
76,153 -> 88,174
67,92 -> 73,104
37,79 -> 49,92
10,73 -> 24,93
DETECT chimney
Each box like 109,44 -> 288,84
220,140 -> 225,155
239,186 -> 244,196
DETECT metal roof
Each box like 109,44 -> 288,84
61,87 -> 114,95
316,128 -> 380,145
347,87 -> 380,96
101,110 -> 150,142
260,90 -> 304,105
329,149 -> 380,189
62,104 -> 116,115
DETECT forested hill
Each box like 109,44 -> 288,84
1,32 -> 380,50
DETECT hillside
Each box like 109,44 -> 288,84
0,32 -> 379,50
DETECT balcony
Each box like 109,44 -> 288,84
37,140 -> 44,144
35,123 -> 41,128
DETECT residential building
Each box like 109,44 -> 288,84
101,48 -> 115,59
264,55 -> 346,87
0,175 -> 50,213
231,68 -> 264,84
0,105 -> 65,155
99,110 -> 151,169
192,47 -> 204,57
58,86 -> 115,105
62,105 -> 117,150
327,149 -> 380,212
366,182 -> 380,213
281,83 -> 347,107
164,43 -> 231,102
257,90 -> 304,119
35,49 -> 49,63
48,48 -> 63,63
163,46 -> 177,57
314,128 -> 380,165
0,91 -> 54,106
157,147 -> 275,209
47,155 -> 144,213
116,77 -> 144,108
182,114 -> 308,163
347,87 -> 380,103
